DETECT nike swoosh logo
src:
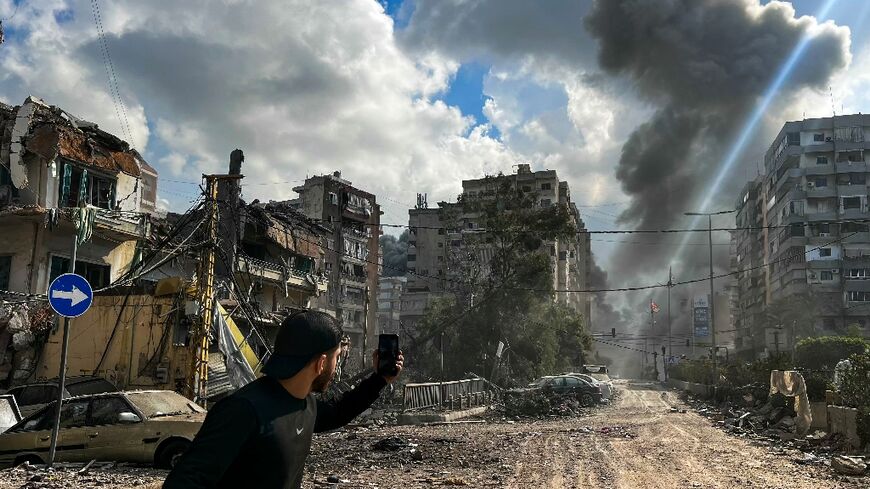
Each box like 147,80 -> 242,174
296,427 -> 304,435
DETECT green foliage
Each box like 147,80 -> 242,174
380,230 -> 409,277
840,352 -> 870,410
765,294 -> 819,339
412,177 -> 588,383
794,336 -> 868,371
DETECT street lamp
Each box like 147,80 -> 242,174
684,209 -> 735,383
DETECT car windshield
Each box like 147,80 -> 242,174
126,392 -> 205,418
66,378 -> 117,396
589,373 -> 611,383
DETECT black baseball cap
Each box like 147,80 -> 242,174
261,311 -> 343,379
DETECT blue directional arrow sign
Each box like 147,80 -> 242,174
48,273 -> 93,318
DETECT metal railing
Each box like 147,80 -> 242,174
402,377 -> 499,411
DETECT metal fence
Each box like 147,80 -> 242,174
402,378 -> 499,411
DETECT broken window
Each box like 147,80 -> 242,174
50,256 -> 110,289
820,270 -> 834,281
329,192 -> 338,205
814,177 -> 827,188
541,183 -> 552,191
407,254 -> 416,262
0,255 -> 9,290
59,162 -> 116,209
89,397 -> 134,425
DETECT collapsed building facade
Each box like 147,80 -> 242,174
0,96 -> 157,384
0,97 -> 336,403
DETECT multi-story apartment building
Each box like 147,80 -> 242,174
401,164 -> 593,331
377,276 -> 406,334
0,97 -> 156,295
291,172 -> 381,360
733,114 -> 870,357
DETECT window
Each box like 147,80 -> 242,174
59,400 -> 89,429
843,197 -> 861,210
813,133 -> 825,142
521,185 -> 531,192
437,242 -> 443,248
58,163 -> 116,209
13,385 -> 59,406
816,156 -> 829,165
820,270 -> 834,281
329,192 -> 338,205
437,228 -> 445,235
541,183 -> 552,191
815,177 -> 828,188
819,248 -> 832,257
0,255 -> 10,290
847,268 -> 870,279
50,256 -> 111,289
559,251 -> 567,260
849,291 -> 870,302
787,132 -> 800,145
407,254 -> 416,262
541,199 -> 552,207
451,240 -> 461,247
89,397 -> 133,425
437,255 -> 444,262
563,377 -> 580,386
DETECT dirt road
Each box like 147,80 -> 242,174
0,382 -> 860,488
306,381 -> 860,488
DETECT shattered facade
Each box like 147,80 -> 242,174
0,96 -> 157,385
290,172 -> 382,365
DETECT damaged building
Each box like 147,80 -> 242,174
0,96 -> 157,385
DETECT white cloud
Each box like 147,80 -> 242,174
0,0 -> 514,226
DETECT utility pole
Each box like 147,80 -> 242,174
47,233 -> 78,467
667,267 -> 673,358
187,171 -> 241,405
685,209 -> 734,383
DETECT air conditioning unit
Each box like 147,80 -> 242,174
807,181 -> 816,189
832,269 -> 840,274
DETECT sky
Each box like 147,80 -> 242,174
2,0 -> 870,323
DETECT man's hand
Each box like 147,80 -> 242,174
372,350 -> 404,384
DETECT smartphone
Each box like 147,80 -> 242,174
377,334 -> 400,376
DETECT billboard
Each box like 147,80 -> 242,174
693,295 -> 710,337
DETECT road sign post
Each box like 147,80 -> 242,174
46,258 -> 93,466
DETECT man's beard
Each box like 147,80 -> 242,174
311,367 -> 335,393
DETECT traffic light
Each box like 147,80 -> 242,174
611,327 -> 616,338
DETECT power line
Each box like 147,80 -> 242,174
90,0 -> 135,148
248,198 -> 861,294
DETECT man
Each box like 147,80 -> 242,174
164,311 -> 403,488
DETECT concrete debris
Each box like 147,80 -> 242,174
500,389 -> 594,418
372,436 -> 412,451
831,455 -> 867,476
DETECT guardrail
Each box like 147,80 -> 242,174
402,378 -> 499,411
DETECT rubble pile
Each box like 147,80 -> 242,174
500,389 -> 591,418
682,392 -> 868,479
0,462 -> 166,489
0,303 -> 53,384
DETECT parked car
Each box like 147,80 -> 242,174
530,375 -> 602,407
3,376 -> 118,418
564,372 -> 613,400
0,390 -> 205,468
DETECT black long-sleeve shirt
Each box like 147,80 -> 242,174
163,374 -> 387,489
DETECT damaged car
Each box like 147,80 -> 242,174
0,390 -> 204,468
2,376 -> 118,418
529,375 -> 602,407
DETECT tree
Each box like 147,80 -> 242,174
380,230 -> 409,277
412,176 -> 589,382
765,293 -> 819,341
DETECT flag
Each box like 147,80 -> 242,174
651,301 -> 660,314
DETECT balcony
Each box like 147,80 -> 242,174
840,208 -> 866,221
842,232 -> 870,244
803,141 -> 833,153
93,210 -> 148,240
773,168 -> 803,193
806,210 -> 837,222
342,272 -> 367,286
806,186 -> 836,199
837,184 -> 867,197
804,165 -> 836,176
236,255 -> 327,293
835,161 -> 868,173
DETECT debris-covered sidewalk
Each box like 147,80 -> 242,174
0,462 -> 165,489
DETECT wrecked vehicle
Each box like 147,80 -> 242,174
529,375 -> 602,407
2,376 -> 118,418
0,390 -> 204,469
564,372 -> 613,401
